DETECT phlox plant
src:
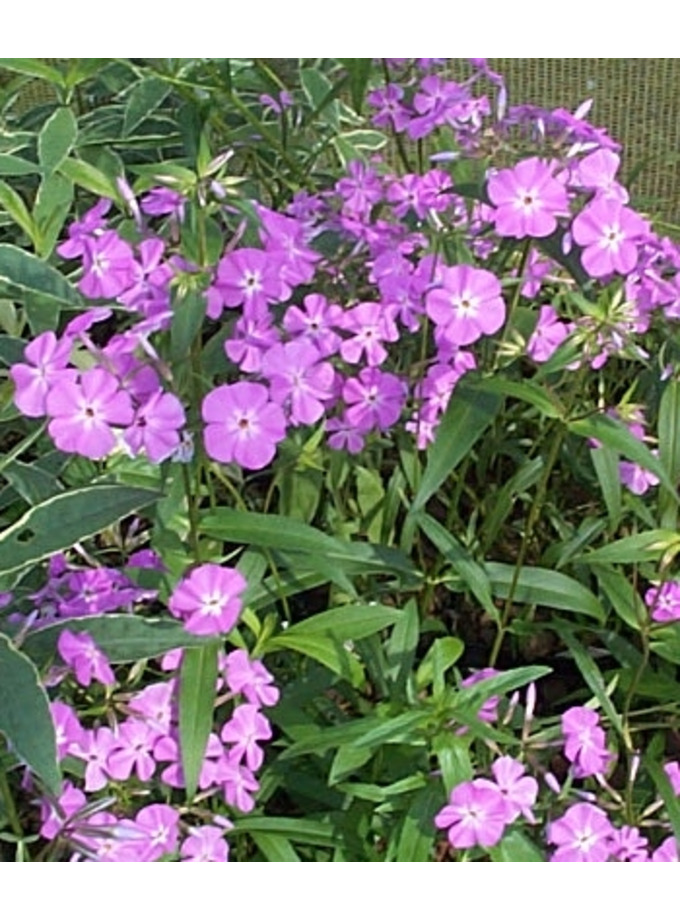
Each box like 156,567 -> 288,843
0,57 -> 679,861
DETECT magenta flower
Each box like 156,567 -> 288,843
202,381 -> 287,470
260,340 -> 335,426
224,650 -> 280,708
215,247 -> 289,317
645,581 -> 680,623
180,825 -> 230,862
215,755 -> 260,812
342,368 -> 406,434
57,198 -> 111,259
490,756 -> 538,823
50,702 -> 84,760
39,781 -> 87,840
127,804 -> 179,861
123,390 -> 186,463
547,803 -> 614,862
561,706 -> 611,778
572,198 -> 648,278
339,301 -> 400,366
57,629 -> 115,688
283,294 -> 343,357
611,826 -> 649,862
652,836 -> 679,862
69,726 -> 117,791
46,367 -> 134,460
527,306 -> 574,363
107,719 -> 159,783
664,760 -> 680,795
425,265 -> 506,347
220,703 -> 273,771
487,157 -> 569,238
169,563 -> 246,636
10,331 -> 74,418
79,230 -> 138,299
435,779 -> 508,849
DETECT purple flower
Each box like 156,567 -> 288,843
339,301 -> 400,366
611,826 -> 649,862
57,629 -> 115,688
260,340 -> 335,426
79,231 -> 138,300
215,247 -> 289,318
180,825 -> 230,862
425,265 -> 506,347
490,756 -> 538,823
547,803 -> 614,862
342,367 -> 406,434
202,381 -> 287,470
107,719 -> 159,783
527,306 -> 574,363
220,703 -> 272,771
435,779 -> 508,849
123,390 -> 186,463
223,650 -> 280,708
487,157 -> 569,238
283,294 -> 343,357
561,706 -> 612,778
572,198 -> 648,278
169,563 -> 246,636
11,331 -> 74,418
57,198 -> 111,260
140,187 -> 186,222
69,726 -> 117,791
46,367 -> 134,460
645,581 -> 680,623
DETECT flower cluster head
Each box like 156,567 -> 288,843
561,706 -> 612,778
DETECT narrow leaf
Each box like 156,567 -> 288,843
485,561 -> 605,621
179,643 -> 219,801
410,376 -> 502,514
0,485 -> 159,576
0,634 -> 61,796
658,379 -> 680,529
123,77 -> 172,136
38,107 -> 78,175
0,243 -> 80,305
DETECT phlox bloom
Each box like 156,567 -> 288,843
435,779 -> 508,849
425,265 -> 505,346
487,157 -> 569,238
202,381 -> 287,470
547,803 -> 614,862
169,563 -> 246,636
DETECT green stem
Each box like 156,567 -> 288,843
0,760 -> 23,840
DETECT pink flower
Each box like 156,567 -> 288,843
10,332 -> 74,418
527,306 -> 574,363
180,825 -> 230,862
169,563 -> 246,636
561,706 -> 612,778
652,836 -> 679,862
260,340 -> 335,426
435,779 -> 508,849
79,231 -> 138,299
57,629 -> 115,688
202,381 -> 287,470
46,367 -> 134,460
220,703 -> 272,771
645,581 -> 680,623
342,367 -> 406,434
425,265 -> 505,347
487,157 -> 569,238
490,756 -> 538,823
123,390 -> 186,463
215,247 -> 289,318
224,650 -> 280,707
547,803 -> 614,862
572,198 -> 648,278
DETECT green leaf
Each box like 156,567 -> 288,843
33,173 -> 74,258
123,77 -> 172,136
22,614 -> 208,666
0,243 -> 80,306
0,634 -> 61,796
267,632 -> 363,684
594,565 -> 646,630
472,376 -> 563,419
418,513 -> 499,623
644,754 -> 680,846
432,732 -> 472,792
454,666 -> 551,719
415,637 -> 465,690
354,710 -> 428,748
385,598 -> 419,693
58,157 -> 120,202
577,530 -> 680,565
280,715 -> 396,759
328,744 -> 374,785
0,59 -> 65,85
338,59 -> 372,113
233,816 -> 339,848
490,829 -> 544,862
0,182 -> 37,244
590,446 -> 622,531
179,643 -> 219,801
170,288 -> 206,363
200,507 -> 419,592
569,413 -> 677,498
3,458 -> 63,504
0,335 -> 27,366
410,376 -> 502,514
658,379 -> 680,530
485,562 -> 605,621
300,68 -> 341,129
0,154 -> 41,177
550,622 -> 624,737
250,831 -> 300,862
0,485 -> 159,577
278,603 -> 404,643
38,108 -> 78,175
